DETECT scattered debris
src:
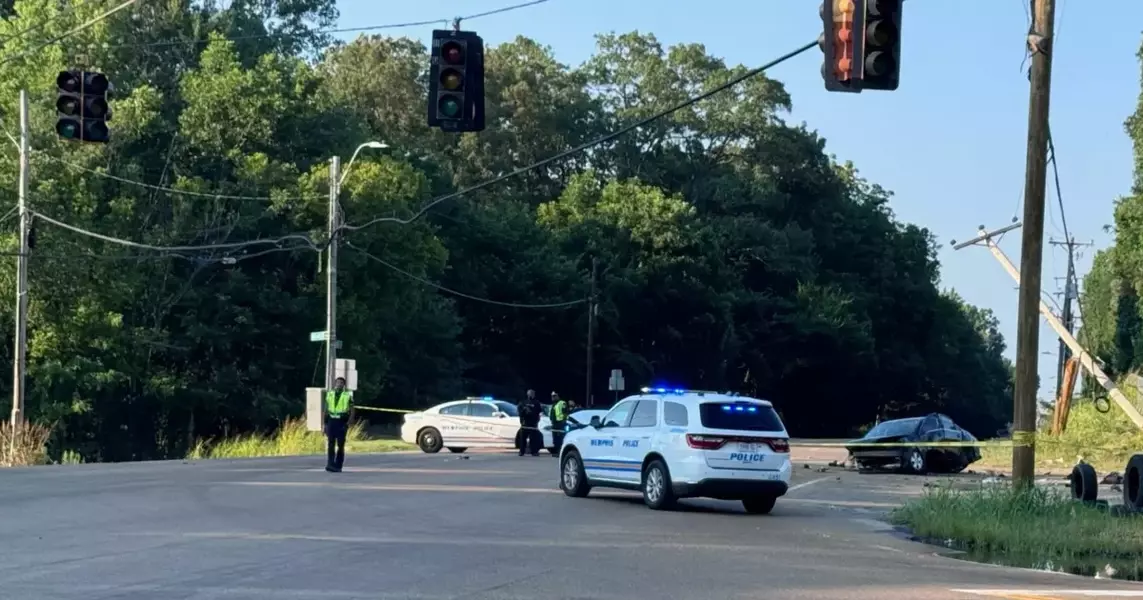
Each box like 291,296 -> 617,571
1102,471 -> 1123,485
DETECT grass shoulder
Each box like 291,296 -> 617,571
187,418 -> 414,459
891,484 -> 1143,564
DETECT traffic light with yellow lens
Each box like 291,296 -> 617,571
427,29 -> 485,132
819,0 -> 903,93
819,0 -> 860,93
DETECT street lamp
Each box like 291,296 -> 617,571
340,141 -> 389,186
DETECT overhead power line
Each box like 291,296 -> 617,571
31,210 -> 318,253
346,242 -> 585,309
36,152 -> 322,202
343,38 -> 820,234
0,0 -> 141,68
98,0 -> 555,51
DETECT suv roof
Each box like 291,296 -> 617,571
636,387 -> 774,407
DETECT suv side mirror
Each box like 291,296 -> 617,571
590,415 -> 602,428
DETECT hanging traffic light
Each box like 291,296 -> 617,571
427,29 -> 485,133
819,0 -> 860,93
856,0 -> 903,91
56,70 -> 112,143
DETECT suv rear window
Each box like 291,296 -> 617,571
699,402 -> 784,432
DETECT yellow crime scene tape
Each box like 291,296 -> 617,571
354,405 -> 416,414
792,431 -> 1039,449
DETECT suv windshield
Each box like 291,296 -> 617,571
698,402 -> 784,432
864,418 -> 922,438
494,402 -> 519,417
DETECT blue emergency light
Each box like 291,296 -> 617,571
640,387 -> 686,395
721,405 -> 758,413
482,396 -> 493,401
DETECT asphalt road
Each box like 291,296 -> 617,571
1,449 -> 1141,600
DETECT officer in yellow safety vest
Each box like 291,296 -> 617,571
550,392 -> 569,454
325,377 -> 354,472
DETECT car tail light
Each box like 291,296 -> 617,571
765,438 -> 790,453
686,434 -> 727,450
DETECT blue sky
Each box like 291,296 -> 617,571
333,0 -> 1141,401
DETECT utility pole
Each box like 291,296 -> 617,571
1049,236 -> 1092,398
952,223 -> 1143,432
9,89 -> 30,463
1011,0 -> 1057,486
324,156 -> 340,393
584,257 -> 599,408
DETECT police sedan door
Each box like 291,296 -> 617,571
464,401 -> 512,446
583,400 -> 637,483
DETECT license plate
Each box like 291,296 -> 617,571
736,442 -> 761,453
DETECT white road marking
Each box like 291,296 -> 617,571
952,590 -> 1143,597
787,476 -> 830,493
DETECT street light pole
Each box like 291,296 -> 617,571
324,155 -> 340,392
9,89 -> 30,464
323,141 -> 388,393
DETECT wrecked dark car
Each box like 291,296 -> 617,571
845,413 -> 981,474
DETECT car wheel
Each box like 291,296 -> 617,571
742,496 -> 777,515
560,450 -> 590,498
902,448 -> 926,474
417,427 -> 443,454
642,459 -> 677,510
447,447 -> 467,454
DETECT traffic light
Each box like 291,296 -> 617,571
56,70 -> 112,143
819,0 -> 903,93
855,0 -> 903,91
819,0 -> 860,93
427,29 -> 484,133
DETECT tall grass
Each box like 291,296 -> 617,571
186,417 -> 368,459
978,401 -> 1143,473
0,421 -> 51,467
891,485 -> 1143,559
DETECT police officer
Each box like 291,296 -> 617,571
550,391 -> 568,454
516,389 -> 542,457
325,377 -> 354,472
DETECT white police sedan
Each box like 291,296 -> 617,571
558,388 -> 793,513
401,397 -> 555,454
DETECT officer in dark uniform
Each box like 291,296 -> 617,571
325,377 -> 354,472
516,389 -> 542,456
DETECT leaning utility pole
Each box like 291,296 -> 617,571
1011,0 -> 1057,486
953,223 -> 1143,432
1049,236 -> 1092,398
324,156 -> 341,393
584,257 -> 599,408
9,89 -> 30,461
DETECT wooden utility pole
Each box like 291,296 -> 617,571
584,257 -> 599,408
1012,0 -> 1057,486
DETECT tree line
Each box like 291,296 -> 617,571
0,0 -> 1013,462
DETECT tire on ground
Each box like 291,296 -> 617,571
1124,453 -> 1143,510
417,427 -> 443,454
742,496 -> 777,515
641,459 -> 677,510
560,449 -> 590,498
1070,462 -> 1098,504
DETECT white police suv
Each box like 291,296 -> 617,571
558,388 -> 792,514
